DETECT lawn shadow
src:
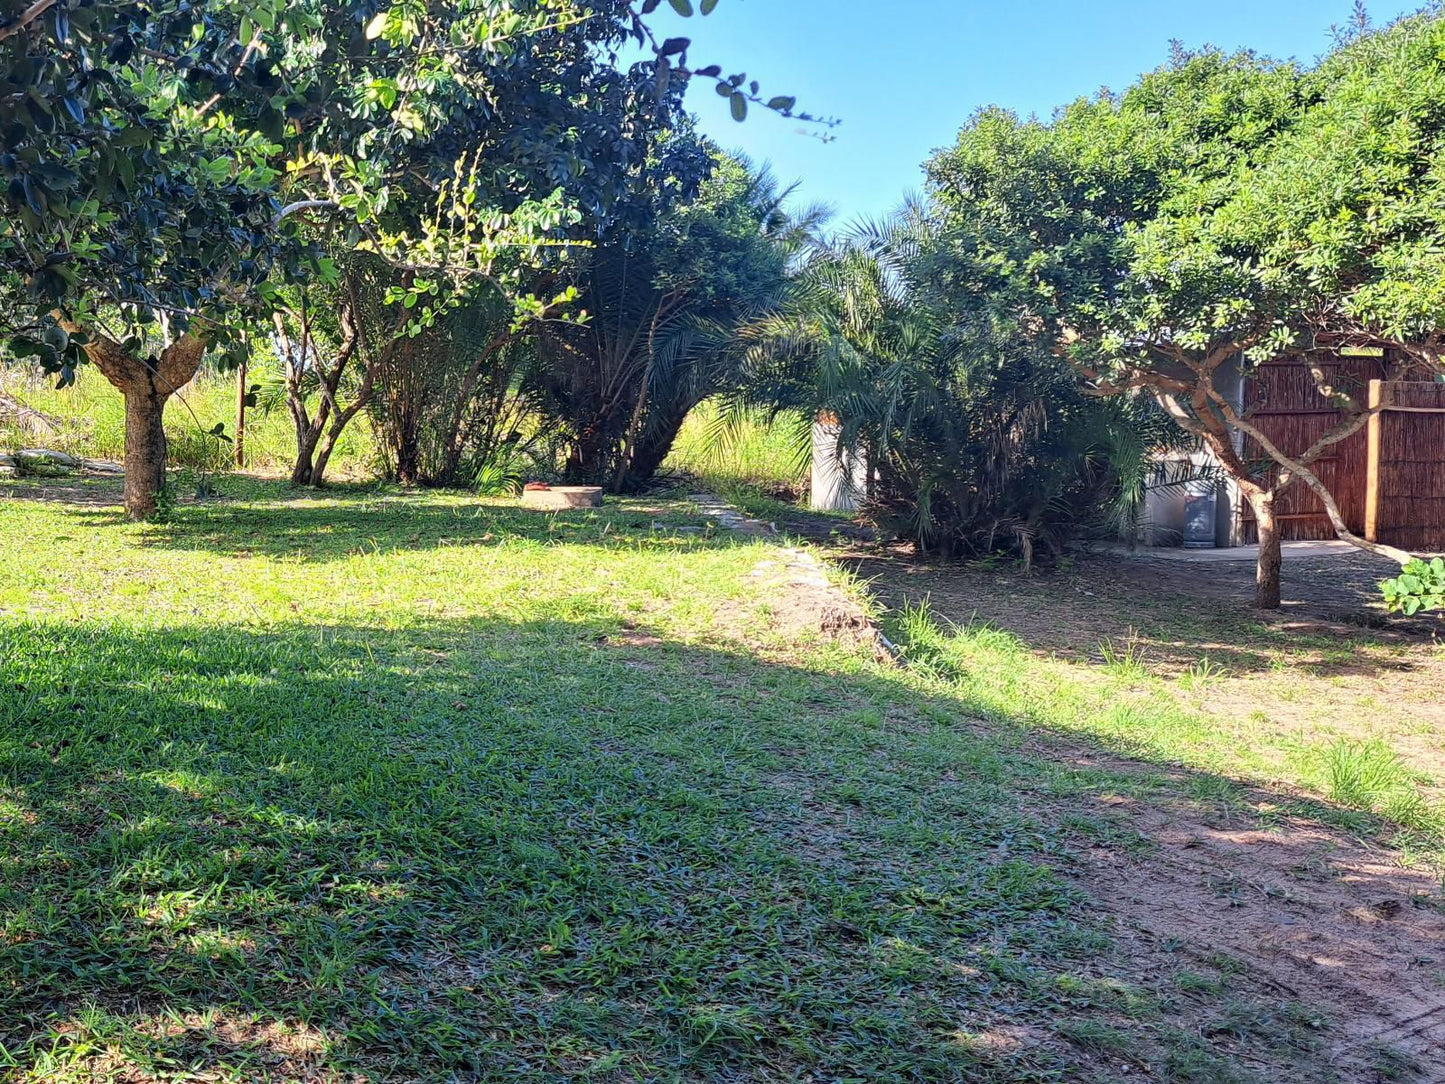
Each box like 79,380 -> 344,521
845,550 -> 1435,680
2,612 -> 1441,1081
54,482 -> 746,564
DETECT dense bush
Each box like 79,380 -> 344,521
733,215 -> 1153,562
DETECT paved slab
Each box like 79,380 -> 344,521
1107,540 -> 1373,563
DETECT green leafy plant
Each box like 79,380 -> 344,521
1381,557 -> 1445,616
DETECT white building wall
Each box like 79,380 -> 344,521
810,416 -> 868,512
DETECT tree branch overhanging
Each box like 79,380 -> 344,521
0,0 -> 57,43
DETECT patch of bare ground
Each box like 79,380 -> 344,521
62,1010 -> 354,1083
763,509 -> 1445,1075
714,546 -> 895,660
844,544 -> 1445,789
1053,745 -> 1445,1076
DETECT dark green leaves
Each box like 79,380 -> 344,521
668,0 -> 694,14
729,92 -> 747,122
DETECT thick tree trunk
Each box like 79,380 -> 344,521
1249,491 -> 1283,610
122,385 -> 170,517
290,441 -> 315,486
64,324 -> 206,520
614,397 -> 695,493
285,377 -> 321,487
564,430 -> 601,483
394,427 -> 420,486
311,418 -> 347,487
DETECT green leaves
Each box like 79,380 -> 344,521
668,0 -> 694,14
729,92 -> 747,122
1381,557 -> 1445,616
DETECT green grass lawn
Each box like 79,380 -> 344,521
0,479 -> 1428,1082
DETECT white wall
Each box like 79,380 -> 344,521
811,418 -> 867,511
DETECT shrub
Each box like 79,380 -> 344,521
1380,557 -> 1445,616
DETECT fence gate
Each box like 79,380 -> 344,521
1239,355 -> 1380,542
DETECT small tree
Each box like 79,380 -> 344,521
1,1 -> 285,516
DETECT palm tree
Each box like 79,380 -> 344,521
532,152 -> 827,492
726,208 -> 1151,562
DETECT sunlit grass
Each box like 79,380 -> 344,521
666,400 -> 809,496
884,602 -> 1444,849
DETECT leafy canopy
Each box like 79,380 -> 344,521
0,0 -> 807,377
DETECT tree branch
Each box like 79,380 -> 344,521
0,0 -> 57,43
1206,384 -> 1416,566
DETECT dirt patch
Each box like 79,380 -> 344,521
783,510 -> 1445,1075
719,546 -> 895,660
848,547 -> 1440,659
1062,755 -> 1445,1075
841,543 -> 1445,790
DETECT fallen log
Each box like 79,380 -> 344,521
15,447 -> 81,470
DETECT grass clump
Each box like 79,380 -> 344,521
1323,739 -> 1441,834
1098,630 -> 1149,682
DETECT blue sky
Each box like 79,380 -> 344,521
643,0 -> 1421,226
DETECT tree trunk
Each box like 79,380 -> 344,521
394,424 -> 420,486
66,324 -> 207,520
311,415 -> 351,487
1249,491 -> 1283,609
234,357 -> 248,469
290,439 -> 316,487
122,382 -> 170,518
286,396 -> 327,487
615,396 -> 695,493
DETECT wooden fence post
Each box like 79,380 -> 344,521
1364,378 -> 1382,543
234,357 -> 247,469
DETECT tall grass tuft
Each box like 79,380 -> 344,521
1098,630 -> 1149,682
1323,739 -> 1440,832
666,399 -> 809,497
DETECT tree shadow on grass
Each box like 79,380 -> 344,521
847,550 -> 1435,680
55,484 -> 741,564
2,613 -> 1440,1082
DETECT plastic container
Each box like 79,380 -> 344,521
1183,487 -> 1217,548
